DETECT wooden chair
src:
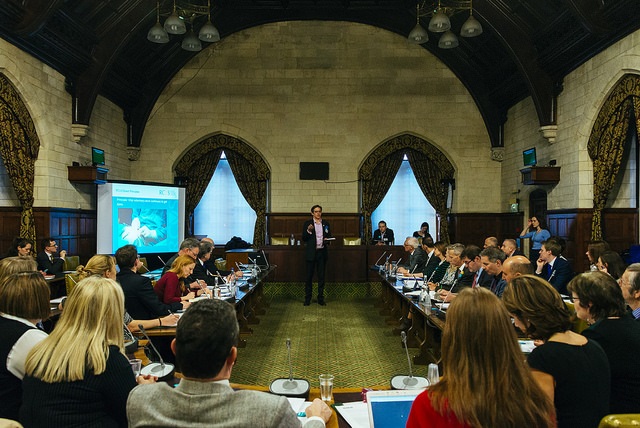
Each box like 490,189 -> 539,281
63,255 -> 80,271
65,273 -> 80,295
599,414 -> 640,427
343,237 -> 362,246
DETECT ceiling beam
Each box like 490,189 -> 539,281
11,0 -> 64,36
563,0 -> 609,35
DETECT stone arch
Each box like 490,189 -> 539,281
359,133 -> 455,242
174,133 -> 270,246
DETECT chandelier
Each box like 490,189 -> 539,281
408,0 -> 483,48
147,0 -> 220,52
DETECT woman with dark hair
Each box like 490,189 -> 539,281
407,288 -> 554,428
412,222 -> 432,241
503,275 -> 610,428
568,271 -> 640,413
519,216 -> 550,262
586,240 -> 610,272
597,250 -> 626,280
5,237 -> 34,258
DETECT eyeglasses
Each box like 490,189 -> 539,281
47,243 -> 58,248
570,295 -> 580,303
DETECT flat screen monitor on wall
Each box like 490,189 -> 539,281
97,182 -> 185,255
523,147 -> 537,167
92,147 -> 105,166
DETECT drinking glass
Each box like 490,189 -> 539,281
129,358 -> 142,377
319,374 -> 334,401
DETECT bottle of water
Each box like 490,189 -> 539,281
290,234 -> 295,246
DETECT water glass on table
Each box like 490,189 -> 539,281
129,358 -> 142,377
319,374 -> 334,402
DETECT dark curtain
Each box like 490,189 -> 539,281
359,134 -> 455,243
587,74 -> 640,240
406,148 -> 455,243
359,152 -> 404,244
226,150 -> 269,246
0,73 -> 39,247
174,134 -> 270,244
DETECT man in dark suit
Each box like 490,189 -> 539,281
115,244 -> 183,319
36,238 -> 66,274
302,205 -> 332,306
535,239 -> 574,295
501,238 -> 524,257
461,245 -> 494,289
480,247 -> 508,298
397,237 -> 427,276
372,220 -> 395,245
421,237 -> 441,280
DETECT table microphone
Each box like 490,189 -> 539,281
261,250 -> 271,269
157,256 -> 166,265
137,324 -> 175,378
390,332 -> 429,390
374,251 -> 387,267
248,257 -> 262,272
269,338 -> 310,398
196,279 -> 210,299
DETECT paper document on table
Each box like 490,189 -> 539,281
287,398 -> 311,425
333,401 -> 369,428
519,340 -> 536,354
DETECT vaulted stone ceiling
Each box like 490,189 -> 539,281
1,0 -> 638,148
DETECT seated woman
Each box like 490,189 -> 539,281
0,272 -> 49,421
568,271 -> 640,413
21,276 -> 155,427
596,250 -> 626,281
4,237 -> 34,258
75,255 -> 178,335
407,288 -> 554,428
413,221 -> 432,241
503,275 -> 611,428
155,255 -> 209,305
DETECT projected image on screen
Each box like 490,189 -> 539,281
97,183 -> 185,255
118,208 -> 168,247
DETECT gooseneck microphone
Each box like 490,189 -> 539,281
269,338 -> 310,398
374,251 -> 387,267
390,332 -> 429,390
157,256 -> 166,265
137,324 -> 167,374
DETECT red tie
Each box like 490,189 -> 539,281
472,272 -> 479,288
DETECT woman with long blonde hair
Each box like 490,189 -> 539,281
407,287 -> 555,428
21,276 -> 155,427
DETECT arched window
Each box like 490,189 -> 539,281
193,151 -> 257,244
371,154 -> 436,241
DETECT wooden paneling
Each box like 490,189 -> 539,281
548,208 -> 638,273
447,212 -> 525,247
267,213 -> 361,244
0,207 -> 96,263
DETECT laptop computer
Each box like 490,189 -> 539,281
366,389 -> 425,428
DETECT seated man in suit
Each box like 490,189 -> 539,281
396,237 -> 427,276
127,299 -> 331,427
534,239 -> 574,295
502,255 -> 534,284
372,220 -> 395,245
36,238 -> 66,274
162,237 -> 200,276
115,244 -> 186,319
501,238 -> 523,258
480,247 -> 508,297
483,236 -> 499,249
421,237 -> 441,280
461,245 -> 494,289
620,264 -> 640,320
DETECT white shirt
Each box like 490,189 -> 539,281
2,313 -> 47,379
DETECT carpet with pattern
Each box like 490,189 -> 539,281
230,282 -> 423,388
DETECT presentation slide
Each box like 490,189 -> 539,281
97,183 -> 185,255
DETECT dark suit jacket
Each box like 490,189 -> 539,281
192,259 -> 216,287
302,219 -> 331,262
372,228 -> 395,245
537,256 -> 574,295
405,247 -> 428,273
476,268 -> 494,289
423,251 -> 441,279
116,269 -> 182,319
36,251 -> 65,274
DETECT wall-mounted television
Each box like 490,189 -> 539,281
523,147 -> 537,167
92,147 -> 105,166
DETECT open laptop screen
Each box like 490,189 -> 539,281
366,389 -> 424,428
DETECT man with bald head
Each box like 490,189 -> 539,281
501,239 -> 523,258
502,255 -> 534,284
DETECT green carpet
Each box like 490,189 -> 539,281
230,282 -> 422,388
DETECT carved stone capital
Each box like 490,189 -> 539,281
490,147 -> 504,162
127,147 -> 141,161
71,124 -> 89,144
539,125 -> 558,144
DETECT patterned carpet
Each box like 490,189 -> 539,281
230,282 -> 420,388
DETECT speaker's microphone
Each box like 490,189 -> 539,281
137,262 -> 149,273
374,251 -> 387,267
390,332 -> 429,390
269,338 -> 310,398
157,256 -> 166,265
137,324 -> 175,377
261,250 -> 270,269
248,257 -> 261,272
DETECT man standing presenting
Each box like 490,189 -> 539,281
302,205 -> 332,306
